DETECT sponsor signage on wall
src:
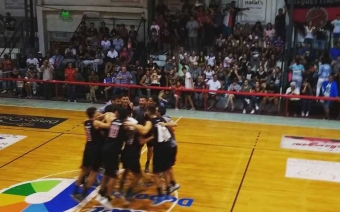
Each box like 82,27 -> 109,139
285,0 -> 340,25
281,135 -> 340,153
5,0 -> 24,9
241,0 -> 267,22
286,158 -> 340,183
0,134 -> 26,150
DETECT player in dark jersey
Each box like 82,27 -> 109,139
143,95 -> 159,173
125,105 -> 173,206
121,94 -> 133,116
158,106 -> 181,193
72,107 -> 111,201
97,107 -> 130,209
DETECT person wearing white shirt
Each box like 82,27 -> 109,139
206,53 -> 216,67
206,74 -> 221,109
105,47 -> 118,74
101,37 -> 111,51
286,81 -> 300,116
150,21 -> 160,35
26,52 -> 39,70
183,67 -> 195,110
332,15 -> 340,42
223,53 -> 233,68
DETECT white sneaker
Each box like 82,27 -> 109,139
1,90 -> 7,94
100,197 -> 113,209
190,108 -> 195,111
306,112 -> 309,117
250,109 -> 255,114
175,108 -> 179,110
170,183 -> 181,193
95,194 -> 105,202
245,99 -> 250,104
255,104 -> 259,110
74,100 -> 77,103
301,112 -> 305,117
243,109 -> 246,114
68,99 -> 70,102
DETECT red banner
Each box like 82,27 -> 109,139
293,7 -> 340,26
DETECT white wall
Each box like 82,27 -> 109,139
42,0 -> 145,7
0,0 -> 38,17
36,0 -> 148,54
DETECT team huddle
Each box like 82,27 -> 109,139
72,95 -> 180,208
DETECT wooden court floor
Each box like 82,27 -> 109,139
0,105 -> 340,212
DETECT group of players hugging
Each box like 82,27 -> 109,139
72,94 -> 180,208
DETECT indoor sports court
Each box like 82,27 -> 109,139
0,100 -> 340,212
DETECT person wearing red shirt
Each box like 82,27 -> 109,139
64,63 -> 77,102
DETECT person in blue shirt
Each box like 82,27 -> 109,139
102,72 -> 113,100
330,42 -> 340,62
317,57 -> 332,97
321,74 -> 339,119
289,57 -> 305,89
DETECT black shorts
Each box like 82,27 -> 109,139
81,145 -> 101,172
153,145 -> 171,174
102,145 -> 120,178
168,146 -> 177,167
121,149 -> 141,174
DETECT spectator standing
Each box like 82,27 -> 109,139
314,24 -> 327,52
304,21 -> 315,45
3,13 -> 16,43
40,59 -> 54,100
275,7 -> 286,40
183,67 -> 195,110
186,16 -> 199,51
289,57 -> 305,89
64,63 -> 77,102
229,1 -> 250,31
99,22 -> 110,37
1,54 -> 14,93
317,57 -> 332,97
50,49 -> 64,78
194,75 -> 205,108
26,53 -> 39,70
321,74 -> 338,119
116,66 -> 132,94
331,14 -> 340,42
286,81 -> 300,116
263,23 -> 276,41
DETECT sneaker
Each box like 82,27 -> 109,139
100,197 -> 113,209
243,109 -> 246,114
301,112 -> 305,117
152,196 -> 169,206
305,111 -> 309,117
145,161 -> 150,173
245,99 -> 250,104
250,109 -> 255,114
255,104 -> 259,110
71,193 -> 84,202
175,107 -> 179,110
68,99 -> 71,102
231,107 -> 234,112
74,100 -> 77,103
170,184 -> 181,193
1,90 -> 7,94
190,108 -> 195,111
95,194 -> 105,202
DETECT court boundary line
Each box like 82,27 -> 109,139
0,133 -> 64,169
230,132 -> 260,212
1,103 -> 338,130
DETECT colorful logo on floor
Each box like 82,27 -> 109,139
0,178 -> 194,212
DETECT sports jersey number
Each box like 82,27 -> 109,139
108,125 -> 120,138
85,129 -> 92,142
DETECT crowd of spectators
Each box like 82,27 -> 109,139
1,1 -> 340,119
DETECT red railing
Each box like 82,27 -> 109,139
0,77 -> 339,116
